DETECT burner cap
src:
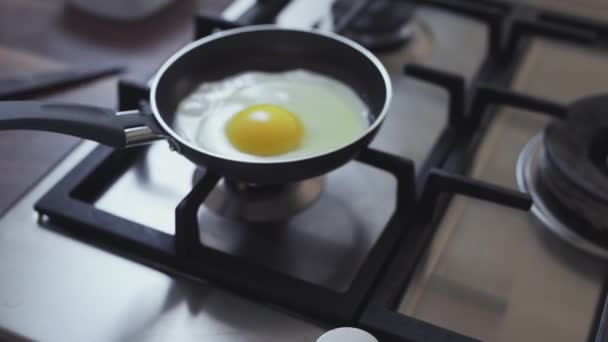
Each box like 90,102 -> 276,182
544,94 -> 608,202
541,94 -> 608,233
332,0 -> 415,51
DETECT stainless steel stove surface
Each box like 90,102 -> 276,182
1,0 -> 608,341
399,25 -> 608,342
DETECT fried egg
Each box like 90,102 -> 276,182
172,70 -> 369,162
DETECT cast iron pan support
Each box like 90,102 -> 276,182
360,169 -> 532,342
441,83 -> 568,173
505,15 -> 598,55
419,169 -> 532,220
403,64 -> 468,188
172,147 -> 415,322
500,5 -> 598,59
400,0 -> 599,59
399,0 -> 507,56
175,170 -> 221,256
404,64 -> 467,129
402,69 -> 567,129
468,84 -> 568,131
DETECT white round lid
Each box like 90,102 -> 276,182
317,327 -> 379,342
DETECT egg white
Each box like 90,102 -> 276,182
172,70 -> 369,162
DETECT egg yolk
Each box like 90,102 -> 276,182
226,104 -> 304,156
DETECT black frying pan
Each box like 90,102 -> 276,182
0,26 -> 392,184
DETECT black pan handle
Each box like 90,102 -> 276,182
0,101 -> 164,148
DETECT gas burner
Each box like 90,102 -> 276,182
517,135 -> 608,258
331,0 -> 417,51
517,95 -> 608,258
192,170 -> 324,222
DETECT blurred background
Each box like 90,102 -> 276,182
0,0 -> 230,214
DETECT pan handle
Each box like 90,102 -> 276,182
0,101 -> 164,148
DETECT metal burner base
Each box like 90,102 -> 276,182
193,171 -> 324,222
517,134 -> 608,259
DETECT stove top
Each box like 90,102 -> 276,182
2,0 -> 608,341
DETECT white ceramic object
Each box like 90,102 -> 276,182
68,0 -> 173,20
317,327 -> 379,342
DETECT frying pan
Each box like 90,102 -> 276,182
0,26 -> 392,184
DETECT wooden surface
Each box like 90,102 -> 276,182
0,0 -> 229,215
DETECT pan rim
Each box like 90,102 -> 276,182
149,24 -> 393,165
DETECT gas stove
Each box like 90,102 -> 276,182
1,0 -> 608,341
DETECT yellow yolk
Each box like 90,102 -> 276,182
226,104 -> 304,156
